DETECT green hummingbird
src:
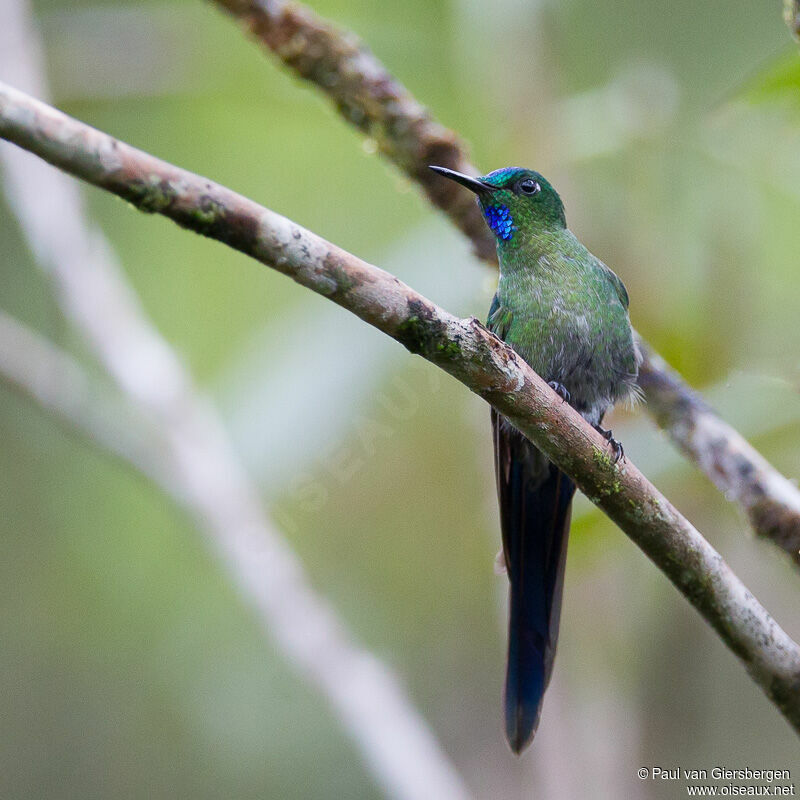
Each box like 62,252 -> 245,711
430,165 -> 640,754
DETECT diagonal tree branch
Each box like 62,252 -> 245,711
2,82 -> 799,733
638,342 -> 800,565
0,310 -> 171,482
213,0 -> 493,260
210,0 -> 800,566
787,0 -> 800,39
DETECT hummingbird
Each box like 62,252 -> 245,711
430,165 -> 640,754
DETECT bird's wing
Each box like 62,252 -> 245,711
594,257 -> 630,310
487,292 -> 513,339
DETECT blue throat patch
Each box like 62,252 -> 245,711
483,204 -> 516,241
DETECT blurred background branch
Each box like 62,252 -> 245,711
0,313 -> 473,800
211,0 -> 800,568
638,342 -> 800,564
787,0 -> 800,40
0,4 -> 472,798
2,81 -> 800,734
0,310 -> 169,478
212,0 -> 493,260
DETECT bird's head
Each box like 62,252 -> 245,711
429,166 -> 566,245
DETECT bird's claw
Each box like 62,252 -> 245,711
548,381 -> 570,403
594,425 -> 625,464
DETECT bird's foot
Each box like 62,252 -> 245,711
548,381 -> 570,403
594,424 -> 625,464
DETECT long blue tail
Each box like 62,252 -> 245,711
492,411 -> 575,754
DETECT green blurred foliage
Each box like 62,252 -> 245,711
2,0 -> 800,798
740,52 -> 800,107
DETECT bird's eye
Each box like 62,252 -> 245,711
518,179 -> 541,195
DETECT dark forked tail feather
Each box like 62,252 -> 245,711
492,410 -> 576,754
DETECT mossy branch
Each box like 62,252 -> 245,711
1,81 -> 799,733
211,0 -> 800,568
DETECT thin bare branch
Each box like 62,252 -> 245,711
638,342 -> 800,565
0,310 -> 170,482
213,0 -> 493,262
0,9 -> 472,792
787,0 -> 800,39
211,0 -> 800,566
1,82 -> 798,732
